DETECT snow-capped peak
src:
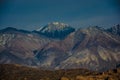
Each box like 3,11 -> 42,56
48,22 -> 69,27
52,22 -> 59,25
36,27 -> 43,31
35,22 -> 75,39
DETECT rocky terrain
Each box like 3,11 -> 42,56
0,22 -> 120,71
0,64 -> 120,80
33,22 -> 75,39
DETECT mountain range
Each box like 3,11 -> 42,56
0,22 -> 120,71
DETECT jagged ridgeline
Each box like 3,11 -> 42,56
33,22 -> 75,39
0,23 -> 120,72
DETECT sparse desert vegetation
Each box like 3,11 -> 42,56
0,64 -> 120,80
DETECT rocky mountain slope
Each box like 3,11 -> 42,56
0,23 -> 120,71
107,24 -> 120,36
33,22 -> 75,39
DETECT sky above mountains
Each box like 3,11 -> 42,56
0,0 -> 120,30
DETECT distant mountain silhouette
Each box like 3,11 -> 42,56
0,27 -> 31,34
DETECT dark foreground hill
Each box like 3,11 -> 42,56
0,64 -> 120,80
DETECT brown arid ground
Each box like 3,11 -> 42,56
0,64 -> 120,80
